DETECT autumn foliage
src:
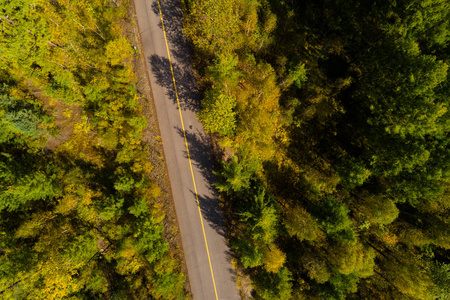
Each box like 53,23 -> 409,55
0,0 -> 186,298
183,0 -> 450,298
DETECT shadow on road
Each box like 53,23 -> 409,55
148,0 -> 200,112
151,0 -> 193,67
175,127 -> 216,185
189,190 -> 225,238
187,190 -> 238,282
149,55 -> 200,113
149,54 -> 200,112
175,126 -> 227,238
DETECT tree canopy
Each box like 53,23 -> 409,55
0,0 -> 187,298
182,0 -> 450,298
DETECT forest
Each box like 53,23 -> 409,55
0,0 -> 187,299
182,0 -> 450,299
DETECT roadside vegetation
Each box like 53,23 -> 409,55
0,0 -> 187,298
182,0 -> 450,298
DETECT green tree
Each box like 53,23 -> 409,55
429,261 -> 450,300
214,155 -> 258,193
355,192 -> 399,226
327,241 -> 375,278
315,196 -> 356,242
284,205 -> 321,242
240,188 -> 278,245
184,0 -> 243,57
252,267 -> 293,300
199,87 -> 237,135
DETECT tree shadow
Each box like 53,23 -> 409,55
188,191 -> 239,282
189,190 -> 225,238
149,54 -> 200,112
174,126 -> 228,238
175,126 -> 216,185
151,0 -> 193,67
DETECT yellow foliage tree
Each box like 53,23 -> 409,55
263,244 -> 286,273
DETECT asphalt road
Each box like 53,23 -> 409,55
133,0 -> 240,299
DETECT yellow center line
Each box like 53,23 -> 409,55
156,1 -> 219,299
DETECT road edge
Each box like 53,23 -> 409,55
129,0 -> 193,297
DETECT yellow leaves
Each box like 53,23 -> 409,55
186,0 -> 243,55
96,119 -> 109,130
398,228 -> 431,247
0,0 -> 182,297
383,258 -> 433,300
304,258 -> 331,284
148,182 -> 162,200
55,194 -> 78,215
118,133 -> 134,147
99,128 -> 119,149
119,247 -> 137,260
150,202 -> 165,223
109,22 -> 124,38
241,1 -> 259,37
263,245 -> 285,273
62,108 -> 72,118
131,157 -> 153,174
284,206 -> 322,242
117,243 -> 145,275
8,86 -> 25,98
105,36 -> 132,66
328,241 -> 376,278
110,99 -> 125,112
28,259 -> 84,300
232,58 -> 281,160
15,211 -> 54,239
136,179 -> 161,201
104,224 -> 124,240
262,10 -> 277,35
73,120 -> 91,134
57,120 -> 104,166
382,231 -> 399,247
115,147 -> 135,164
131,275 -> 144,290
81,187 -> 97,207
153,255 -> 178,274
274,126 -> 290,149
115,144 -> 153,175
76,188 -> 99,223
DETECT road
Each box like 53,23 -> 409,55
133,0 -> 240,299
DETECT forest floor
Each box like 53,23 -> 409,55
28,85 -> 82,151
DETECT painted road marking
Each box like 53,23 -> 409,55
156,1 -> 219,299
